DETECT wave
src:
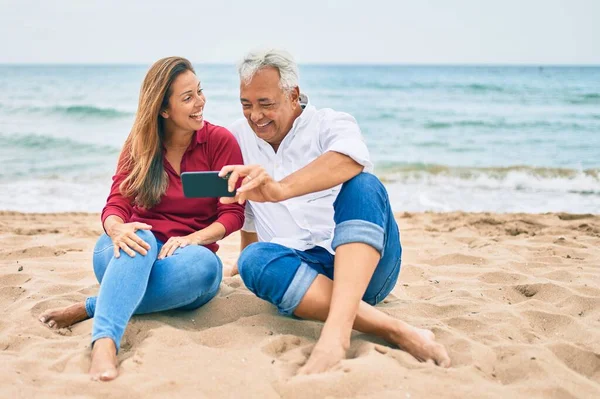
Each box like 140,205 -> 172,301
568,93 -> 600,105
375,163 -> 600,195
0,133 -> 119,154
0,103 -> 133,118
422,119 -> 593,131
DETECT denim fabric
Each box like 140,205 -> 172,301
238,173 -> 402,316
87,231 -> 222,351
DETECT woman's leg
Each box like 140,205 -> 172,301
38,233 -> 127,329
90,229 -> 158,349
40,234 -> 223,328
86,243 -> 222,316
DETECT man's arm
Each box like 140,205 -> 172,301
220,151 -> 363,204
278,151 -> 363,201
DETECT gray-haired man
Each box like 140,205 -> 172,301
220,49 -> 450,374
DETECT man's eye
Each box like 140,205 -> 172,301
198,88 -> 203,94
263,103 -> 274,108
242,104 -> 251,109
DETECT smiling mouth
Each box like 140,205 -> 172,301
255,121 -> 272,128
190,110 -> 203,121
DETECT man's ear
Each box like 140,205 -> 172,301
291,87 -> 300,106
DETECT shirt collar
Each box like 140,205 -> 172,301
194,122 -> 208,145
289,93 -> 314,132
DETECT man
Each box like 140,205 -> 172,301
220,49 -> 450,374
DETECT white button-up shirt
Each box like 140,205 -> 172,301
228,95 -> 372,253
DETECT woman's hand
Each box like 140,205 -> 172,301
106,222 -> 152,258
158,235 -> 197,259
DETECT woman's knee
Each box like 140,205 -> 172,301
135,229 -> 158,251
184,246 -> 223,291
92,230 -> 158,283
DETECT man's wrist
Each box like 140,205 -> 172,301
277,180 -> 292,202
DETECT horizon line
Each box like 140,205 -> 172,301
1,62 -> 599,68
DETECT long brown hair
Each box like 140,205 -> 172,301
118,57 -> 194,208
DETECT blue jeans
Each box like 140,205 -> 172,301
86,231 -> 222,351
238,173 -> 402,316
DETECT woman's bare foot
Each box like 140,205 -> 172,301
39,302 -> 89,329
388,322 -> 451,367
89,338 -> 118,381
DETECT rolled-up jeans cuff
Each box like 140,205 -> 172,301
278,262 -> 318,316
332,220 -> 385,255
85,297 -> 96,318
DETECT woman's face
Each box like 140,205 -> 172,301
162,70 -> 206,133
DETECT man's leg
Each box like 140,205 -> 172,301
296,173 -> 450,374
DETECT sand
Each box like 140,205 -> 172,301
0,210 -> 599,398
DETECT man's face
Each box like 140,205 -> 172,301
240,67 -> 300,149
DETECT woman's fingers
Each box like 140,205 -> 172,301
124,237 -> 148,256
158,242 -> 170,259
132,222 -> 152,231
129,232 -> 151,250
113,243 -> 121,258
165,241 -> 180,258
118,241 -> 136,257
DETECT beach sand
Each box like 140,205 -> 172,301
1,211 -> 599,398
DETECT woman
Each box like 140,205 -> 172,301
38,57 -> 244,381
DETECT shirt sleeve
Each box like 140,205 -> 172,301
318,110 -> 373,172
208,127 -> 245,237
242,202 -> 256,233
101,151 -> 134,227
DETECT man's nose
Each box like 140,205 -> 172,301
250,110 -> 263,123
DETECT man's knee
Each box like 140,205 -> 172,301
334,173 -> 387,215
238,243 -> 277,290
339,173 -> 385,199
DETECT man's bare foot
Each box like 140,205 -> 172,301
39,302 -> 89,329
388,322 -> 451,367
297,333 -> 349,375
89,338 -> 118,381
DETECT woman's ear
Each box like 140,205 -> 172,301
161,110 -> 169,119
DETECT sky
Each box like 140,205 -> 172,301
1,0 -> 598,65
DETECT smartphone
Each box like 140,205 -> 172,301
181,171 -> 236,198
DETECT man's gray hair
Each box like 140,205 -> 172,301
238,49 -> 299,93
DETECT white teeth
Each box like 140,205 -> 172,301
257,121 -> 270,127
190,111 -> 203,117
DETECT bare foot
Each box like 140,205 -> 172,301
297,333 -> 348,375
39,302 -> 89,329
89,338 -> 118,381
388,322 -> 451,367
223,263 -> 239,277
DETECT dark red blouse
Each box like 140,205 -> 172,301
101,121 -> 245,252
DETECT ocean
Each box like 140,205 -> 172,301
0,64 -> 598,213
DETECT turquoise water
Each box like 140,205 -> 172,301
0,64 -> 598,213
